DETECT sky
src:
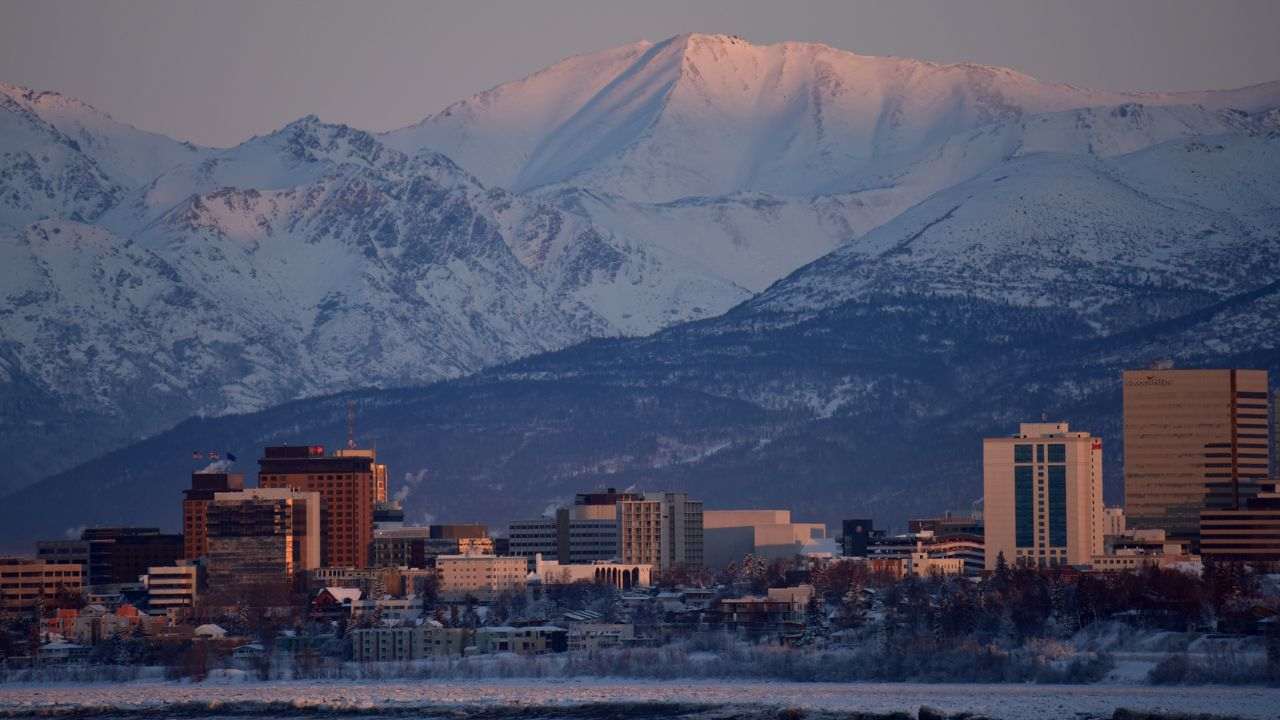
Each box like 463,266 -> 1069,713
2,0 -> 1279,147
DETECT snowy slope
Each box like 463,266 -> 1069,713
3,35 -> 1280,496
0,82 -> 209,227
386,33 -> 1280,202
751,133 -> 1280,334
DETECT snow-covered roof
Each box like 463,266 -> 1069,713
318,587 -> 362,604
193,623 -> 227,637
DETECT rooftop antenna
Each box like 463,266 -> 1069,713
346,399 -> 357,450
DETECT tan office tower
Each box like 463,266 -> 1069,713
258,445 -> 378,568
1123,369 -> 1270,543
205,488 -> 321,588
617,492 -> 703,572
983,423 -> 1103,570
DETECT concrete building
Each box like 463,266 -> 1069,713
206,488 -> 320,588
703,510 -> 829,569
572,488 -> 643,520
983,422 -> 1104,570
182,471 -> 244,560
0,557 -> 84,615
533,556 -> 652,589
1124,369 -> 1270,545
350,624 -> 470,661
141,562 -> 200,617
258,445 -> 379,569
35,540 -> 90,569
567,623 -> 635,651
710,585 -> 813,639
435,554 -> 528,600
617,492 -> 704,572
1091,528 -> 1199,572
1103,507 -> 1127,537
840,518 -> 878,557
430,524 -> 489,540
474,625 -> 567,654
370,527 -> 493,568
306,567 -> 391,597
373,501 -> 404,530
1200,481 -> 1280,561
509,509 -> 618,565
869,530 -> 984,576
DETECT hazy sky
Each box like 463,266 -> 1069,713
2,0 -> 1278,147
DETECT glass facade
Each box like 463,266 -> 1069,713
1015,465 -> 1034,547
1048,465 -> 1067,547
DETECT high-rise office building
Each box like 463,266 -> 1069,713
206,488 -> 320,588
182,471 -> 244,560
509,508 -> 619,565
983,422 -> 1104,570
1124,369 -> 1270,544
617,492 -> 703,572
258,445 -> 378,568
79,528 -> 183,587
334,448 -> 389,504
1200,481 -> 1280,562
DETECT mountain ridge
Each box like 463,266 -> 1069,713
2,33 -> 1279,505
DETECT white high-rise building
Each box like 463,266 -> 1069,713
983,422 -> 1103,570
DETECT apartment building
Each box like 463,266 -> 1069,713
617,492 -> 704,572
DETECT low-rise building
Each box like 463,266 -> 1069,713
703,510 -> 831,569
567,623 -> 635,651
436,554 -> 528,600
70,603 -> 143,644
710,586 -> 813,639
533,556 -> 652,589
349,623 -> 474,661
473,625 -> 567,654
307,567 -> 390,597
141,562 -> 200,617
0,557 -> 84,615
869,530 -> 983,576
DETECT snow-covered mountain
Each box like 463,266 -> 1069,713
386,33 -> 1280,201
0,82 -> 209,227
2,33 -> 1280,498
8,128 -> 1279,539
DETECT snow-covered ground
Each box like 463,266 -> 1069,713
2,679 -> 1279,719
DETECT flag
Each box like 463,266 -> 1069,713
226,452 -> 238,462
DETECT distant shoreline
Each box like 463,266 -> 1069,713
2,679 -> 1279,720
